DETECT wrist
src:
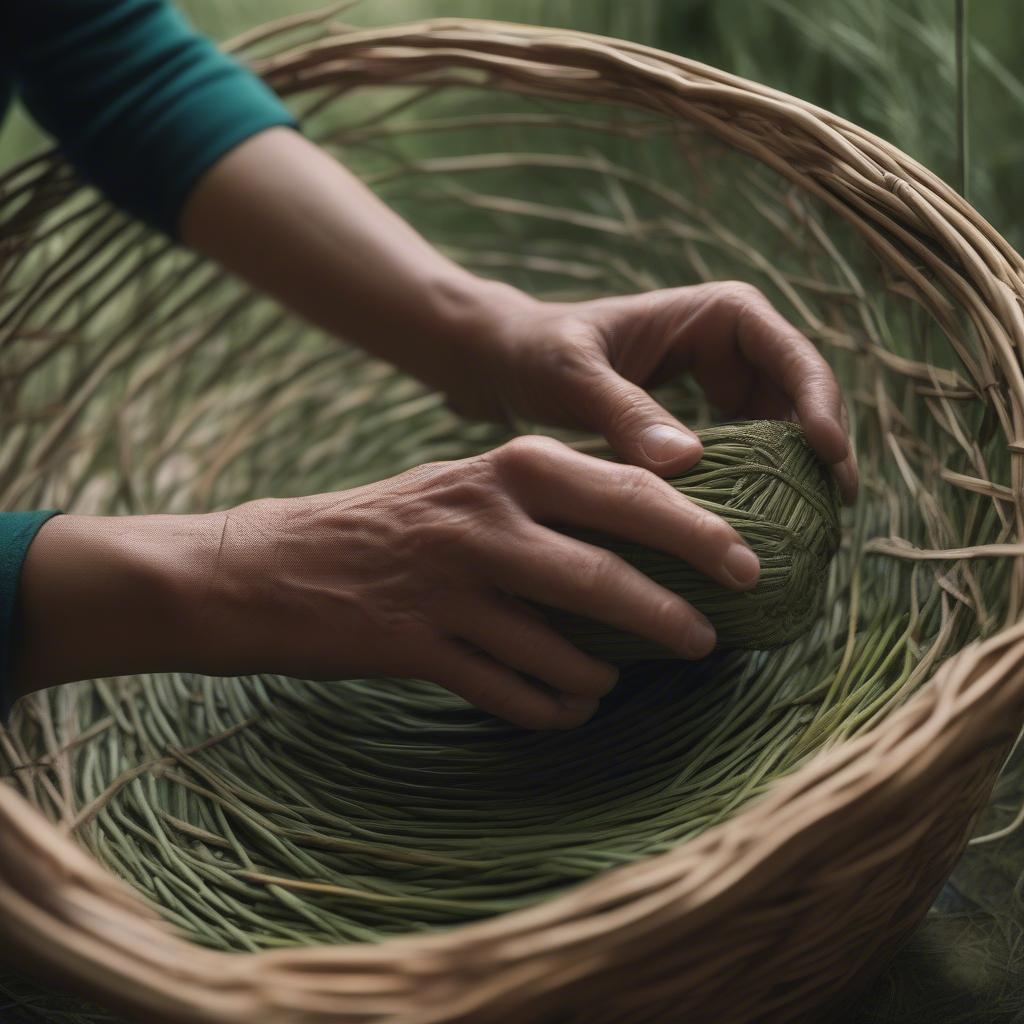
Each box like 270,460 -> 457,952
400,271 -> 543,415
11,512 -> 224,697
405,269 -> 539,379
428,271 -> 538,343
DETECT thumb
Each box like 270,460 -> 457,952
584,366 -> 703,475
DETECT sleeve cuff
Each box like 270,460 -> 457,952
1,510 -> 61,719
148,74 -> 300,238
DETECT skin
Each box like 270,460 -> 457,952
11,128 -> 857,729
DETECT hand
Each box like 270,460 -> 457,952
179,133 -> 853,506
13,437 -> 761,728
445,281 -> 858,504
178,436 -> 761,729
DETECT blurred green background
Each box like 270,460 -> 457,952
3,2 -> 1023,1022
4,0 -> 1022,249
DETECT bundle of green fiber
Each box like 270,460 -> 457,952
551,419 -> 841,660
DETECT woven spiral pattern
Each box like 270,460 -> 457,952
2,12 -> 1024,1024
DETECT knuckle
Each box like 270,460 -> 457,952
690,508 -> 735,554
719,280 -> 767,309
494,434 -> 563,476
575,549 -> 616,593
686,616 -> 716,658
613,464 -> 656,505
651,594 -> 690,642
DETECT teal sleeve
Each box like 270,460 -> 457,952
0,511 -> 61,719
3,1 -> 298,236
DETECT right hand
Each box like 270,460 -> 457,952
189,435 -> 761,729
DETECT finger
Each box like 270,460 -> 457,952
832,399 -> 859,504
742,310 -> 847,462
573,363 -> 704,476
745,379 -> 794,422
429,641 -> 598,730
484,522 -> 717,659
496,437 -> 760,590
710,285 -> 850,466
834,453 -> 859,506
443,593 -> 619,698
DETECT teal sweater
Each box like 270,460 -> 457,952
0,1 -> 297,714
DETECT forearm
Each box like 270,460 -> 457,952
180,127 -> 531,392
10,514 -> 222,700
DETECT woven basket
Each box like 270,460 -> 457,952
3,12 -> 1024,1024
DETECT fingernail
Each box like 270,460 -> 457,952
640,424 -> 702,464
722,543 -> 761,587
560,694 -> 599,714
689,617 -> 717,657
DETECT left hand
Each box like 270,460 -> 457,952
447,281 -> 858,504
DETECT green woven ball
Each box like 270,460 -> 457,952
549,420 -> 842,661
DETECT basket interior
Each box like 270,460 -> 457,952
0,31 -> 1016,959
